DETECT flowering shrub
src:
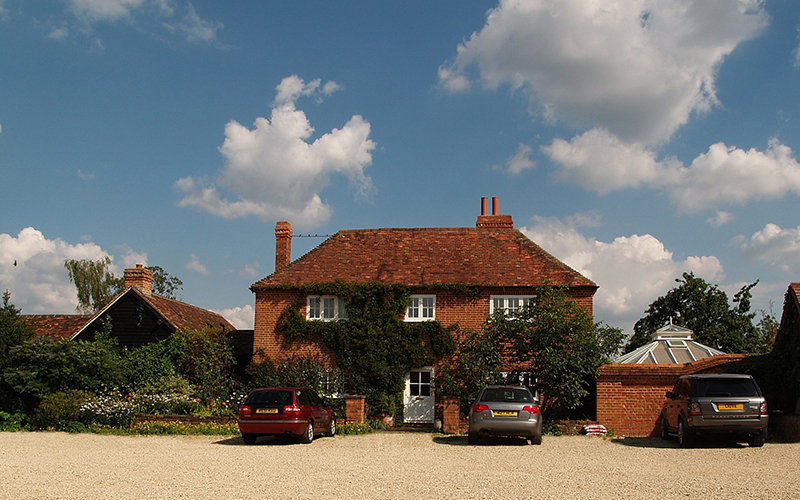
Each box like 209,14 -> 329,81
132,392 -> 201,416
130,420 -> 239,435
80,394 -> 137,428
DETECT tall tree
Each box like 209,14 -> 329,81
487,284 -> 624,417
65,259 -> 183,313
64,257 -> 123,314
626,272 -> 767,354
148,266 -> 183,299
0,290 -> 34,360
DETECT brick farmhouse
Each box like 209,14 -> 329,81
249,197 -> 597,423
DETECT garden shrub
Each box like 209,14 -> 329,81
31,390 -> 92,431
173,327 -> 235,402
0,411 -> 28,431
80,393 -> 137,428
247,354 -> 342,396
120,339 -> 186,392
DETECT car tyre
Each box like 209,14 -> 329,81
530,434 -> 542,445
660,415 -> 670,440
678,419 -> 693,448
300,421 -> 314,444
242,433 -> 257,445
325,417 -> 336,437
748,434 -> 765,447
468,431 -> 479,445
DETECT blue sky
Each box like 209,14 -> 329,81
1,0 -> 799,336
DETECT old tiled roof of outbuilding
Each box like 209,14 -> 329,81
252,227 -> 596,289
74,286 -> 235,339
23,314 -> 92,340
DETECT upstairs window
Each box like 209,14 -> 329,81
490,295 -> 535,317
307,296 -> 348,321
405,295 -> 436,322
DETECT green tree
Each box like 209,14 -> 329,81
0,290 -> 34,359
65,259 -> 184,313
626,273 -> 767,354
487,285 -> 624,417
148,265 -> 183,299
64,257 -> 123,314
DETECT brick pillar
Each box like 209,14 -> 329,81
345,395 -> 366,424
442,398 -> 461,434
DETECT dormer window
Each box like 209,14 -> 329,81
307,296 -> 347,321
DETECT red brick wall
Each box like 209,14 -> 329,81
253,286 -> 594,357
596,355 -> 747,437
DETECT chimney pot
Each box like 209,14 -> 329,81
481,197 -> 488,216
476,196 -> 514,229
492,196 -> 499,215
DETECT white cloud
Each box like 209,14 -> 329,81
185,254 -> 209,275
738,223 -> 800,274
506,143 -> 535,174
706,211 -> 735,227
214,304 -> 254,330
439,0 -> 767,144
543,132 -> 800,213
0,227 -> 116,314
239,263 -> 260,278
68,0 -> 146,22
521,214 -> 723,333
176,75 -> 376,228
162,2 -> 223,44
542,128 -> 670,193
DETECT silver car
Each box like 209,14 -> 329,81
468,385 -> 542,445
661,374 -> 768,447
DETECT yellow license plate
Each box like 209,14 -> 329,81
256,408 -> 279,414
718,403 -> 743,411
494,410 -> 518,417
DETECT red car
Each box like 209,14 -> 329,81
238,388 -> 336,445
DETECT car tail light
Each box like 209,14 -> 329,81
759,401 -> 768,416
284,405 -> 301,413
689,402 -> 701,416
522,405 -> 540,414
240,405 -> 251,415
472,404 -> 490,413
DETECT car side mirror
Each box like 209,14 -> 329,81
666,391 -> 673,399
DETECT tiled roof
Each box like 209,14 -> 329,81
23,315 -> 92,340
137,290 -> 234,331
252,227 -> 595,289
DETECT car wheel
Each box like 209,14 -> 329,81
300,421 -> 314,444
748,434 -> 765,447
242,433 -> 257,445
660,415 -> 670,440
530,434 -> 542,445
325,417 -> 336,437
468,431 -> 479,445
678,419 -> 693,448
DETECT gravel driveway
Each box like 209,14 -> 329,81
2,431 -> 798,500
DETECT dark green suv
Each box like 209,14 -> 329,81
661,374 -> 768,448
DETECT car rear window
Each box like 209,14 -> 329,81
480,388 -> 533,403
695,378 -> 759,397
246,390 -> 294,406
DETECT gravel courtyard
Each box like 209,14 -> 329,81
2,431 -> 798,500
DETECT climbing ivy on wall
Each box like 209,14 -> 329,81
273,281 -> 458,416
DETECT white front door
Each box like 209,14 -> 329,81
404,367 -> 435,423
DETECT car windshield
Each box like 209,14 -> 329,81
480,388 -> 532,403
246,390 -> 293,406
696,378 -> 759,397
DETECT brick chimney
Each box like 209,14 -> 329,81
275,221 -> 293,271
476,196 -> 514,229
124,264 -> 153,295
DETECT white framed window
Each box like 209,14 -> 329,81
490,295 -> 535,317
306,296 -> 348,321
405,295 -> 436,322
